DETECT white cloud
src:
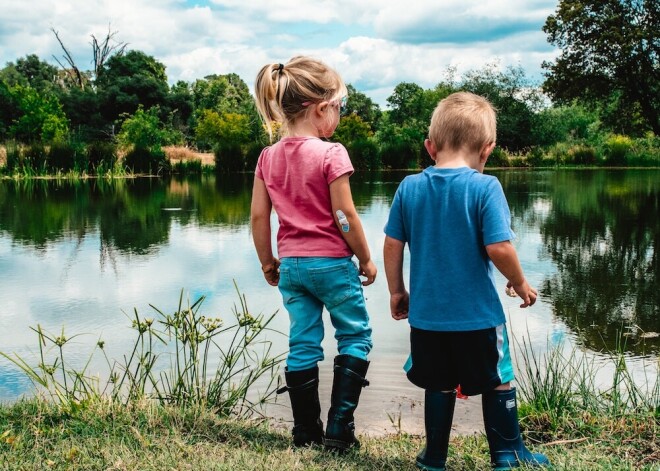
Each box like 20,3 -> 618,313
0,0 -> 559,106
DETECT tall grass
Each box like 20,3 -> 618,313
0,284 -> 285,419
513,330 -> 659,463
515,333 -> 659,418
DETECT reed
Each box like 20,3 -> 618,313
1,283 -> 285,419
513,329 -> 659,463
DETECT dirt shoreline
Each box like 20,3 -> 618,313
267,355 -> 484,438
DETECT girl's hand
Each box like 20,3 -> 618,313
262,259 -> 280,286
359,259 -> 377,286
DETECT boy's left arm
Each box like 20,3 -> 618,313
486,240 -> 537,308
250,177 -> 279,286
383,236 -> 409,320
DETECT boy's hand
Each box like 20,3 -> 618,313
506,280 -> 537,308
359,259 -> 377,286
390,291 -> 409,320
261,259 -> 280,286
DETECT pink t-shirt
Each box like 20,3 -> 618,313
255,137 -> 354,258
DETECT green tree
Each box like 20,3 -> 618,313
380,82 -> 453,168
96,50 -> 169,124
191,73 -> 261,144
195,110 -> 223,150
345,85 -> 381,130
376,115 -> 426,169
387,82 -> 426,126
0,80 -> 21,139
8,84 -> 69,143
334,114 -> 379,170
459,64 -> 540,152
118,106 -> 169,174
0,54 -> 59,94
334,113 -> 373,144
542,0 -> 660,135
532,103 -> 601,146
57,87 -> 106,140
166,80 -> 194,139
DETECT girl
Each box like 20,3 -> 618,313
250,56 -> 376,450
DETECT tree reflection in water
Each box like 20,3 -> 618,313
523,170 -> 658,355
1,169 -> 658,356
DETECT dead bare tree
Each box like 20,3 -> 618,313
91,26 -> 127,80
51,27 -> 86,90
51,25 -> 127,90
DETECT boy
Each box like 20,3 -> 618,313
383,92 -> 550,470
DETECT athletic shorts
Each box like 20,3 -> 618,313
404,324 -> 514,396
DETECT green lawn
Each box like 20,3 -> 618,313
0,399 -> 657,470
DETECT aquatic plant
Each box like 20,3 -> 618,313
0,283 -> 285,419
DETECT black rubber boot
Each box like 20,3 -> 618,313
482,388 -> 550,470
277,366 -> 324,447
416,389 -> 457,471
324,355 -> 370,451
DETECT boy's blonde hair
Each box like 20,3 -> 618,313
428,92 -> 496,153
254,56 -> 347,140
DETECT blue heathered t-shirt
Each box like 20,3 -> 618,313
384,166 -> 515,331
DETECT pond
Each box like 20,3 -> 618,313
0,169 -> 658,430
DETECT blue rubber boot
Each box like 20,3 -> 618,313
482,388 -> 550,469
416,389 -> 457,471
324,355 -> 370,451
277,366 -> 324,447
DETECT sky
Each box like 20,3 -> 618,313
1,0 -> 560,107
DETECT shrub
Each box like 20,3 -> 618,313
172,158 -> 202,174
526,146 -> 546,167
626,133 -> 660,167
508,152 -> 530,168
87,141 -> 118,173
487,146 -> 510,167
123,146 -> 169,175
4,141 -> 20,172
244,141 -> 263,172
349,138 -> 380,170
48,141 -> 83,172
567,145 -> 598,165
546,142 -> 571,165
214,142 -> 244,173
603,134 -> 633,166
23,143 -> 48,173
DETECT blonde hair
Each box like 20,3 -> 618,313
254,56 -> 347,140
428,92 -> 496,153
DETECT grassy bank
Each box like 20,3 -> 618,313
0,290 -> 657,469
1,134 -> 659,179
0,398 -> 657,470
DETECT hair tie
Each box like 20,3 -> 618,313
277,63 -> 284,73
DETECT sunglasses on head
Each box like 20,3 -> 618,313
302,95 -> 348,115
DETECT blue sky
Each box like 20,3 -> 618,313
1,0 -> 560,106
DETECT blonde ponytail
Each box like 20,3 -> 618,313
254,56 -> 347,141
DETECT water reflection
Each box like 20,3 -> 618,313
540,170 -> 658,354
0,169 -> 658,367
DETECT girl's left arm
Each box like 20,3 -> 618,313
250,177 -> 279,286
329,175 -> 377,285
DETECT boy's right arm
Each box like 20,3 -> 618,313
485,240 -> 537,308
383,236 -> 409,320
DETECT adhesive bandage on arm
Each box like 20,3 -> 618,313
336,209 -> 350,232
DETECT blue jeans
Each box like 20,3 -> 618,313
278,257 -> 373,371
